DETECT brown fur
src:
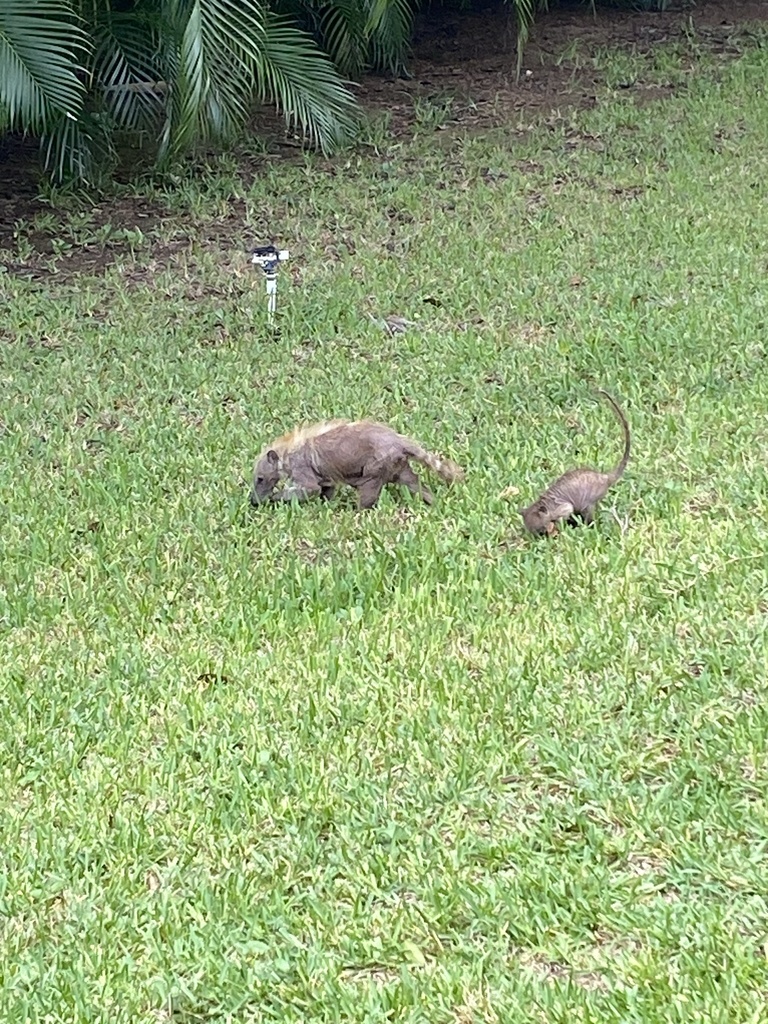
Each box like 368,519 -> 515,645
520,390 -> 631,536
250,419 -> 464,510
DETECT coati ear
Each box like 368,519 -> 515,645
266,450 -> 279,465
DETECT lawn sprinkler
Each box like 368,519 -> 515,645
251,244 -> 290,325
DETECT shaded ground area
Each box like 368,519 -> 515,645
0,0 -> 765,282
375,0 -> 768,130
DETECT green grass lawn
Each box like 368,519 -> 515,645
2,28 -> 768,1024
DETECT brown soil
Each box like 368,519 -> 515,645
367,0 -> 768,131
0,0 -> 765,283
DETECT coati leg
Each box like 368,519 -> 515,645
320,485 -> 336,501
356,476 -> 386,510
567,506 -> 595,527
392,463 -> 434,504
273,466 -> 323,504
274,483 -> 320,503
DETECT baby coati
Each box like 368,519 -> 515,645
520,390 -> 631,535
250,419 -> 465,510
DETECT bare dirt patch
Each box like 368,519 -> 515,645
0,0 -> 765,283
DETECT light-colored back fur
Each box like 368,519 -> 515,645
265,419 -> 355,458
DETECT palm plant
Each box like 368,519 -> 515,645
0,0 -> 362,184
0,0 -> 571,186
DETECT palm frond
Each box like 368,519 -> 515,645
40,106 -> 115,184
91,8 -> 165,132
255,13 -> 360,153
364,0 -> 413,73
317,0 -> 368,78
0,0 -> 90,131
158,0 -> 268,160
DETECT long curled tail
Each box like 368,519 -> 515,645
596,389 -> 631,484
413,446 -> 465,484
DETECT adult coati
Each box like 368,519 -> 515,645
250,419 -> 465,510
519,390 -> 631,535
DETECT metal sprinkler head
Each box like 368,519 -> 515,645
250,245 -> 290,324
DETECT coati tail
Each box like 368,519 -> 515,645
596,389 -> 631,483
414,448 -> 465,483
